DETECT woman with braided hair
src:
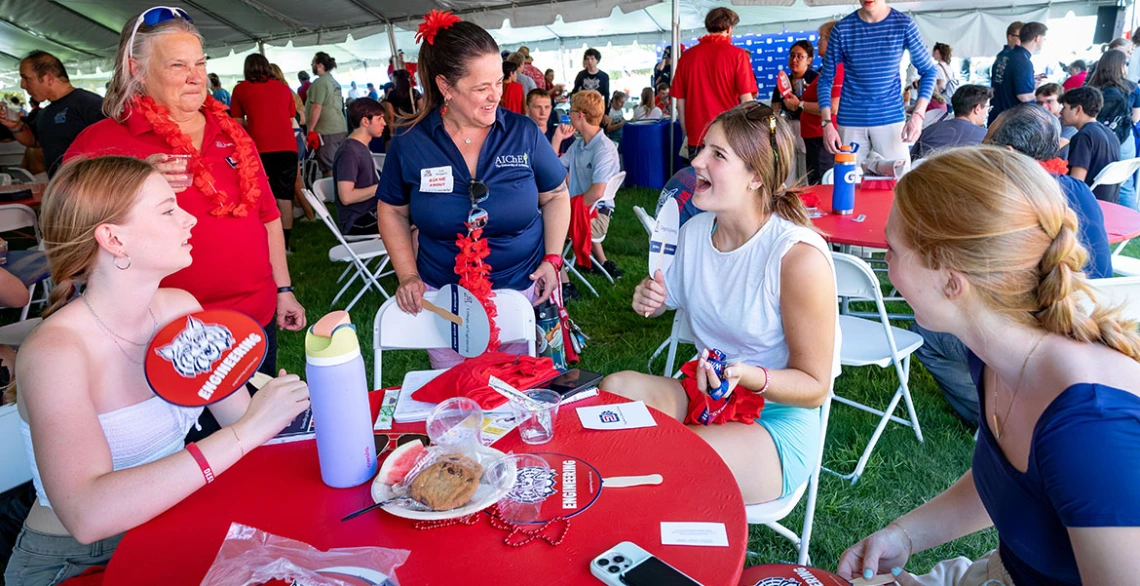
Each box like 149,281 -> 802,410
839,146 -> 1140,586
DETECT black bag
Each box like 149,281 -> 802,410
1098,84 -> 1135,146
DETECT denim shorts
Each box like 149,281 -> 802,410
756,401 -> 822,498
3,526 -> 122,586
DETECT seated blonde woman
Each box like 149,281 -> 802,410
4,156 -> 309,586
839,147 -> 1140,585
602,103 -> 840,505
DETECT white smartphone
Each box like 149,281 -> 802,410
590,541 -> 702,586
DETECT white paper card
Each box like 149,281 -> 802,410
660,522 -> 730,547
420,166 -> 454,193
576,401 -> 657,430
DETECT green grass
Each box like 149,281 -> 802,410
280,187 -> 996,573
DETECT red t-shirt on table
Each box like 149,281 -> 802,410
66,111 -> 281,325
230,79 -> 299,154
801,63 -> 845,140
671,36 -> 758,146
501,82 -> 525,115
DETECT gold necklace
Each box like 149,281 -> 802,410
992,335 -> 1046,439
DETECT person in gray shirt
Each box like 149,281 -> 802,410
911,85 -> 991,160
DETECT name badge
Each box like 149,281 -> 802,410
420,166 -> 454,193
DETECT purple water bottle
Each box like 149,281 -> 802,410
305,311 -> 376,488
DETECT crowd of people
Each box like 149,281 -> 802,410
0,2 -> 1138,586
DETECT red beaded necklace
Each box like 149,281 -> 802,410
131,94 -> 263,217
413,503 -> 570,547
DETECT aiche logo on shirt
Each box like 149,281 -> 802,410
494,153 -> 529,168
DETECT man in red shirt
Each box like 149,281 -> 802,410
671,7 -> 757,158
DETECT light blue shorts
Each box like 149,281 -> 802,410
756,401 -> 822,498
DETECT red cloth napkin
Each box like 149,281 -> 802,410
411,352 -> 560,410
568,194 -> 597,270
679,360 -> 765,425
798,191 -> 819,208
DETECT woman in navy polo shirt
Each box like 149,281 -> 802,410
378,12 -> 569,368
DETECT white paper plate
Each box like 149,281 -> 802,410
369,445 -> 516,520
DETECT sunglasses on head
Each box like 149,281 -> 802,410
740,102 -> 780,167
128,7 -> 194,60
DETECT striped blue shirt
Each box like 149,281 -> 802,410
818,9 -> 938,127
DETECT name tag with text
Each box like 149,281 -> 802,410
420,166 -> 454,193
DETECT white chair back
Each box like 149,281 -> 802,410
833,252 -> 882,301
633,205 -> 655,235
821,168 -> 834,185
302,188 -> 338,232
1084,276 -> 1140,323
0,404 -> 33,494
1090,157 -> 1140,190
372,153 -> 386,175
0,174 -> 10,186
313,177 -> 336,203
372,289 -> 537,389
0,203 -> 41,243
592,171 -> 626,212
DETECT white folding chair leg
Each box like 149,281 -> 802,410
344,257 -> 392,312
828,357 -> 921,484
19,282 -> 34,321
331,268 -> 364,307
336,263 -> 354,284
590,252 -> 614,283
565,261 -> 599,297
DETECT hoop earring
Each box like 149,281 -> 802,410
114,254 -> 132,271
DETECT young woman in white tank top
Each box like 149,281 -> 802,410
602,103 -> 839,505
4,157 -> 309,586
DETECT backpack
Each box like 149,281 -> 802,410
1097,84 -> 1136,145
939,62 -> 960,100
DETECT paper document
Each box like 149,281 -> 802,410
660,522 -> 729,547
576,401 -> 657,430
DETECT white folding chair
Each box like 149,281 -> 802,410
646,309 -> 696,378
827,253 -> 925,484
746,392 -> 833,566
372,289 -> 536,389
301,188 -> 392,312
372,153 -> 386,180
301,148 -> 322,191
0,203 -> 47,319
1083,276 -> 1140,322
820,168 -> 834,185
633,205 -> 655,235
1090,157 -> 1140,192
0,404 -> 32,494
313,177 -> 336,204
563,171 -> 626,294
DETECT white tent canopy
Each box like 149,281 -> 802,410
0,0 -> 1116,86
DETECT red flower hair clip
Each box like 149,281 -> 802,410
416,10 -> 461,45
1039,158 -> 1069,175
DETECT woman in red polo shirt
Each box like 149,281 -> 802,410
65,8 -> 305,433
230,53 -> 301,250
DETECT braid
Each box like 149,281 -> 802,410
1034,202 -> 1140,360
43,277 -> 80,319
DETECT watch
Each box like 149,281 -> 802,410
821,119 -> 832,128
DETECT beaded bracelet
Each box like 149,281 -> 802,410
757,366 -> 771,395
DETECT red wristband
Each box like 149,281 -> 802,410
543,254 -> 564,271
757,366 -> 771,395
186,442 -> 215,484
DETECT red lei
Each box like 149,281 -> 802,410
132,95 -> 263,217
455,227 -> 501,351
1039,158 -> 1069,175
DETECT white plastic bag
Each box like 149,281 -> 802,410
199,523 -> 410,586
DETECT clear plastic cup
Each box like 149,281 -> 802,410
426,397 -> 484,449
147,153 -> 194,189
493,453 -> 553,524
509,389 -> 561,445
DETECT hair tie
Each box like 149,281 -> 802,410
416,9 -> 461,45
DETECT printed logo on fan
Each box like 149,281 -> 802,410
155,316 -> 235,378
494,153 -> 529,168
752,578 -> 800,586
508,466 -> 558,504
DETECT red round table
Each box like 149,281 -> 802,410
802,184 -> 1140,248
102,391 -> 748,585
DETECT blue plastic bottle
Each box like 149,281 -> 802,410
832,143 -> 859,215
304,312 -> 377,488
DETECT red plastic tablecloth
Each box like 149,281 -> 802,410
102,390 -> 748,585
804,184 -> 1140,249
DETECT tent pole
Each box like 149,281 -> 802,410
669,0 -> 680,176
559,39 -> 569,90
257,41 -> 265,55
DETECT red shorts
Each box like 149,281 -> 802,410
679,360 -> 765,425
